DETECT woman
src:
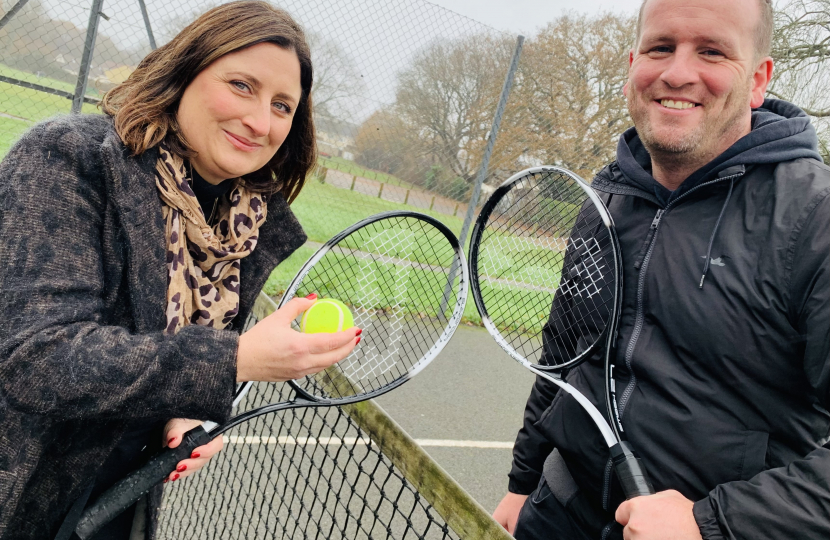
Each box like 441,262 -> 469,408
0,2 -> 359,538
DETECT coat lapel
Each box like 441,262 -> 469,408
100,130 -> 168,333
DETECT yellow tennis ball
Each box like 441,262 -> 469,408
300,298 -> 355,333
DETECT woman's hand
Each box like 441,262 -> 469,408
236,294 -> 361,383
162,418 -> 224,483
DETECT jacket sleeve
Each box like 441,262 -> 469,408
693,185 -> 830,540
508,372 -> 560,494
0,119 -> 238,424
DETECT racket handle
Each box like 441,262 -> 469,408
75,425 -> 212,539
610,441 -> 655,499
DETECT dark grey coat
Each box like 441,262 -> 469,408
0,115 -> 306,538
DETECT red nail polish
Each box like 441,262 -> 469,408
191,452 -> 201,459
356,337 -> 361,345
163,478 -> 168,484
173,473 -> 180,481
176,464 -> 187,472
305,293 -> 317,300
355,328 -> 362,336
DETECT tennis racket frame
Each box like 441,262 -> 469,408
468,166 -> 653,500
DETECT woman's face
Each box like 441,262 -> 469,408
177,42 -> 303,185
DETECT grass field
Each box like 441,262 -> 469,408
318,155 -> 413,188
0,64 -> 102,154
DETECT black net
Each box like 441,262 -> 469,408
471,168 -> 616,369
158,380 -> 460,539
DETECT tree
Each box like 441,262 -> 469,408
393,34 -> 515,185
492,13 -> 635,182
306,32 -> 367,125
769,0 -> 830,160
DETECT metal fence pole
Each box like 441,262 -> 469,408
0,0 -> 29,31
440,35 -> 524,317
137,0 -> 157,50
71,0 -> 106,114
458,34 -> 524,248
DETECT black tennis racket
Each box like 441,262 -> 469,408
468,166 -> 653,500
75,210 -> 468,538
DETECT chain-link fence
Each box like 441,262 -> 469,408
0,0 -> 521,537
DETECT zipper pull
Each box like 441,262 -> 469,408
651,209 -> 665,229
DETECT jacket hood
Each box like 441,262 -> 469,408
608,98 -> 823,205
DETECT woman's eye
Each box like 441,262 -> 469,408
231,80 -> 251,92
272,102 -> 291,114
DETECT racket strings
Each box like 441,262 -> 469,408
290,216 -> 464,400
475,170 -> 616,368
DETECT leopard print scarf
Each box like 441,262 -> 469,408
155,144 -> 267,335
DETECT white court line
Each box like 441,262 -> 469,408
227,436 -> 512,449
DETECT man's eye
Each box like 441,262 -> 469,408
702,49 -> 724,57
651,46 -> 672,53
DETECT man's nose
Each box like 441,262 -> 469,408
659,48 -> 700,88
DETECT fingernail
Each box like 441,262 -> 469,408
173,473 -> 180,481
191,452 -> 201,459
168,437 -> 176,445
176,464 -> 187,472
356,337 -> 361,345
305,293 -> 317,300
355,328 -> 362,336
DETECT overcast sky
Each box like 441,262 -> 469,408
427,0 -> 643,35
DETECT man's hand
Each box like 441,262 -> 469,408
615,490 -> 703,540
492,492 -> 528,534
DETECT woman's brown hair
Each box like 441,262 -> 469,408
102,0 -> 315,202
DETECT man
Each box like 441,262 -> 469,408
493,0 -> 830,538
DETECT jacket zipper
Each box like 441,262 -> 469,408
615,172 -> 745,421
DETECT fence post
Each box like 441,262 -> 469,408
137,0 -> 157,50
453,203 -> 459,217
377,183 -> 384,199
0,0 -> 30,31
404,189 -> 410,205
72,0 -> 106,114
458,35 -> 524,247
350,175 -> 357,190
429,196 -> 435,211
441,35 -> 524,316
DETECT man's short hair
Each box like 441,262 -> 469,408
634,0 -> 774,60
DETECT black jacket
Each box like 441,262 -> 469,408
509,99 -> 830,539
0,115 -> 306,538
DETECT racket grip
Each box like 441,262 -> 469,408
610,441 -> 655,499
74,425 -> 212,539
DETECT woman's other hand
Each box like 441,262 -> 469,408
236,294 -> 361,383
162,418 -> 224,483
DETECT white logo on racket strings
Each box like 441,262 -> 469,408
343,228 -> 414,381
559,237 -> 605,299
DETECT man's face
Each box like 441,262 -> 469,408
624,0 -> 772,164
